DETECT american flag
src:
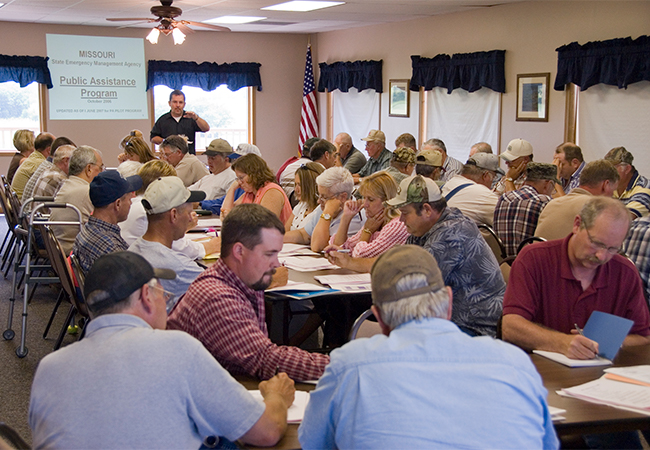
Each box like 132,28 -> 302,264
299,44 -> 319,152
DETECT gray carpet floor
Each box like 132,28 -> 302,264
0,215 -> 79,445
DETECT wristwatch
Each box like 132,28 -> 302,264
320,213 -> 332,221
505,177 -> 514,182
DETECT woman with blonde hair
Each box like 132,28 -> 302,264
222,153 -> 292,223
7,129 -> 35,183
286,162 -> 324,231
329,171 -> 409,258
117,131 -> 156,164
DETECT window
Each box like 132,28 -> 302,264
153,85 -> 250,150
0,81 -> 40,151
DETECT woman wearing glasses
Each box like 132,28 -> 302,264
222,153 -> 292,223
286,162 -> 324,231
327,171 -> 409,258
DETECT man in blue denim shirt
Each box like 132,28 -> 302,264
387,174 -> 505,336
299,245 -> 558,450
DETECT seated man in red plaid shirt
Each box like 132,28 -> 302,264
168,203 -> 330,381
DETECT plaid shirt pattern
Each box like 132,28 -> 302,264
623,216 -> 650,301
33,167 -> 66,199
494,185 -> 551,257
618,170 -> 650,218
167,259 -> 329,381
339,217 -> 409,258
563,161 -> 585,194
358,148 -> 392,178
72,216 -> 128,273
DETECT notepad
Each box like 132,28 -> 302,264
248,390 -> 310,423
533,350 -> 612,367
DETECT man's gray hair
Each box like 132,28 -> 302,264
52,145 -> 75,164
377,273 -> 450,329
579,196 -> 630,230
316,166 -> 354,196
423,138 -> 446,154
68,146 -> 100,176
89,279 -> 156,318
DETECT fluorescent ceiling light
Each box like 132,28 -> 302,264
205,16 -> 266,24
0,3 -> 5,8
262,1 -> 344,12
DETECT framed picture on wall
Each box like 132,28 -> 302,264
389,79 -> 410,117
516,73 -> 550,122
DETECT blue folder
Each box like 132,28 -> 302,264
582,311 -> 634,360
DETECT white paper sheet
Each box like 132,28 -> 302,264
559,375 -> 650,413
248,390 -> 310,423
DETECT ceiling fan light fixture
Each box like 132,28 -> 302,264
146,27 -> 160,44
172,27 -> 186,45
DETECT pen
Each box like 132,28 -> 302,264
320,249 -> 351,255
574,323 -> 585,337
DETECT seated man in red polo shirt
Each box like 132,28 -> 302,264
502,196 -> 650,360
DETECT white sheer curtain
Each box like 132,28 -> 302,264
578,81 -> 650,174
427,87 -> 501,163
332,88 -> 380,157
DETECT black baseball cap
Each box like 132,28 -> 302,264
89,171 -> 142,208
84,251 -> 176,313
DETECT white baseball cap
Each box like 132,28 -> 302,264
500,138 -> 533,162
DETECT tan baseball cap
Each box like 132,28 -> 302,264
205,138 -> 233,156
371,245 -> 445,305
361,129 -> 386,143
142,176 -> 206,214
500,138 -> 533,162
416,148 -> 443,167
386,175 -> 442,208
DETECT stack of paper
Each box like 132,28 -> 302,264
605,366 -> 650,387
558,372 -> 650,416
198,218 -> 222,228
280,255 -> 338,272
248,390 -> 310,423
548,406 -> 567,422
279,243 -> 319,257
314,273 -> 372,292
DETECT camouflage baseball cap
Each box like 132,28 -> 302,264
604,147 -> 633,165
392,146 -> 416,164
386,175 -> 442,207
526,162 -> 560,184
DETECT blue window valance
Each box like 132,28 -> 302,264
0,54 -> 53,89
147,60 -> 262,92
410,50 -> 505,94
317,60 -> 383,93
554,35 -> 650,91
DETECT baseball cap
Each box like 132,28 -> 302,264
371,245 -> 445,305
229,143 -> 261,160
204,138 -> 233,156
500,138 -> 533,162
526,162 -> 560,184
604,146 -> 634,165
416,148 -> 443,167
84,251 -> 176,313
392,147 -> 416,164
466,153 -> 505,176
141,176 -> 206,214
89,170 -> 142,208
386,175 -> 442,207
361,129 -> 386,143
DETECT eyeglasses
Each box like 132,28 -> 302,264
90,163 -> 105,171
318,192 -> 341,202
585,228 -> 621,255
236,174 -> 247,182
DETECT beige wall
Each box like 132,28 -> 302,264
314,1 -> 650,166
0,21 -> 309,173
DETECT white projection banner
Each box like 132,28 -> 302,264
46,34 -> 148,121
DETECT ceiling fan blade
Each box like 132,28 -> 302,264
175,21 -> 195,35
107,17 -> 157,22
116,21 -> 154,29
183,20 -> 231,32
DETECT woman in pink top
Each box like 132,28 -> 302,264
222,153 -> 292,223
329,171 -> 409,258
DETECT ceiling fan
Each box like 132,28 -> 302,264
106,0 -> 230,45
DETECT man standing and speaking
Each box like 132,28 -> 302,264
151,89 -> 210,154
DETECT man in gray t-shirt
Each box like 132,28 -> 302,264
29,251 -> 295,449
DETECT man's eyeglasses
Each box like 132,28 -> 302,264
91,163 -> 105,171
585,228 -> 621,255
